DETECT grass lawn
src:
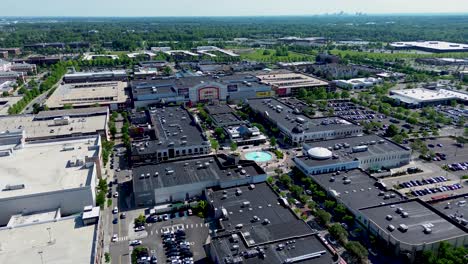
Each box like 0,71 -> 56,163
239,49 -> 315,63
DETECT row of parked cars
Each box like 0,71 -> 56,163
163,229 -> 194,264
399,176 -> 448,189
409,183 -> 463,197
448,162 -> 468,171
147,210 -> 193,223
131,244 -> 157,264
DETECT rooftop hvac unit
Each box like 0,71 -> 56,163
387,225 -> 395,232
62,146 -> 75,151
386,215 -> 393,221
242,201 -> 250,208
423,227 -> 432,234
352,145 -> 368,153
4,184 -> 25,191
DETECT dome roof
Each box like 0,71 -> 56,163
307,147 -> 333,160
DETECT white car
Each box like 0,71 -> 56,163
113,192 -> 119,198
112,234 -> 118,242
135,226 -> 145,232
129,240 -> 142,246
112,207 -> 118,214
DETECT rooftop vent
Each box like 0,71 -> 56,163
4,184 -> 25,191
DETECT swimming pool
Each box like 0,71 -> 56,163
244,151 -> 273,163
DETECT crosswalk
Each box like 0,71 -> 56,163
145,222 -> 210,236
114,222 -> 211,241
116,236 -> 129,242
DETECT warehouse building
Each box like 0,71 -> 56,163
307,169 -> 468,262
63,70 -> 127,83
333,77 -> 383,90
206,183 -> 340,264
0,136 -> 102,226
389,41 -> 468,53
46,81 -> 129,110
390,88 -> 468,108
0,107 -> 109,141
294,134 -> 411,175
130,106 -> 210,164
256,72 -> 329,96
0,211 -> 97,264
131,74 -> 273,107
248,98 -> 362,145
132,154 -> 267,206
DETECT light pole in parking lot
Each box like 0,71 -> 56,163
38,251 -> 44,264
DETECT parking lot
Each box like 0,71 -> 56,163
382,161 -> 467,201
110,208 -> 210,264
326,101 -> 422,134
422,137 -> 468,177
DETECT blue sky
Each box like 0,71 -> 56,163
1,0 -> 468,16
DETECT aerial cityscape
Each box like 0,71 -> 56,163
0,2 -> 467,264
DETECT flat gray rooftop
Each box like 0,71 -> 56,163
0,216 -> 96,264
46,81 -> 128,108
297,134 -> 409,167
310,170 -> 403,211
34,107 -> 108,120
430,196 -> 468,226
204,104 -> 235,115
133,155 -> 264,193
211,233 -> 335,264
132,106 -> 207,154
0,137 -> 98,199
0,114 -> 107,141
208,183 -> 314,246
248,98 -> 358,133
360,200 -> 467,246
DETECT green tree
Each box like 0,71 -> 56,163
385,124 -> 399,137
279,174 -> 292,188
315,209 -> 331,226
329,223 -> 348,244
230,142 -> 238,151
345,241 -> 368,263
134,214 -> 146,226
270,137 -> 277,147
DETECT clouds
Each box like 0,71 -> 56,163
1,0 -> 467,16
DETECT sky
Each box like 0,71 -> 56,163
1,0 -> 468,17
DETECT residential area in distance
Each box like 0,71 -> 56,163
1,10 -> 468,264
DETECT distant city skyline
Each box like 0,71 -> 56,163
1,0 -> 468,17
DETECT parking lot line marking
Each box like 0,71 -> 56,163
191,224 -> 193,228
205,223 -> 209,227
186,225 -> 189,229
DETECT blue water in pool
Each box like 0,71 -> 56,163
245,151 -> 273,162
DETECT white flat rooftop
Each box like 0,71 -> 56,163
0,137 -> 99,199
0,216 -> 96,264
0,114 -> 107,140
46,81 -> 128,108
0,96 -> 21,116
391,88 -> 457,103
390,41 -> 468,51
257,73 -> 328,89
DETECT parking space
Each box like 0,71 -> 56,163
382,161 -> 467,201
142,216 -> 210,264
326,101 -> 421,134
422,137 -> 468,177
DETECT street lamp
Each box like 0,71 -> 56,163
38,251 -> 44,264
46,227 -> 52,244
